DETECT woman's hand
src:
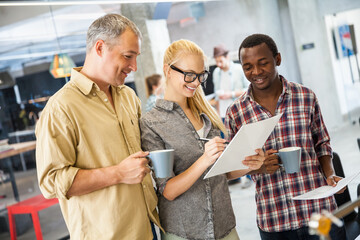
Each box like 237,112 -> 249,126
162,137 -> 226,201
200,137 -> 227,168
242,148 -> 265,170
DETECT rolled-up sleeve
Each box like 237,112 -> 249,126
140,117 -> 170,194
310,94 -> 332,158
225,106 -> 238,142
36,101 -> 79,200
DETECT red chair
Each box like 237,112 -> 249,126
7,194 -> 59,240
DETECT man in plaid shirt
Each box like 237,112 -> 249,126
225,34 -> 347,240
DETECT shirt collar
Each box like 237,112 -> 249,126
155,99 -> 212,115
155,99 -> 178,111
224,61 -> 235,75
155,99 -> 213,136
281,76 -> 292,95
70,67 -> 126,95
228,61 -> 234,70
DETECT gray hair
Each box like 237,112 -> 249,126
86,13 -> 142,53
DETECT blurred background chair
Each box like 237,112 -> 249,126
332,152 -> 360,240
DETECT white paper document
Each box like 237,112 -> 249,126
292,171 -> 360,200
204,114 -> 283,179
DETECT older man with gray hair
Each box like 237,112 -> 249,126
36,14 -> 161,239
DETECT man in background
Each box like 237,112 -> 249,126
36,14 -> 160,239
212,44 -> 248,120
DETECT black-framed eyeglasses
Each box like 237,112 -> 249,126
170,65 -> 209,83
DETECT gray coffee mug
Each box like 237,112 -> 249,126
275,147 -> 301,174
148,149 -> 174,178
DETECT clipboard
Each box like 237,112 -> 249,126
204,114 -> 283,179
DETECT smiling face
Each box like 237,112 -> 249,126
100,29 -> 141,87
240,43 -> 281,92
165,53 -> 205,102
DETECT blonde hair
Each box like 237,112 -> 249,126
163,39 -> 226,134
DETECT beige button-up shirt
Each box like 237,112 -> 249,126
36,67 -> 160,240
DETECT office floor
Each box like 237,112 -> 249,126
0,122 -> 359,240
0,170 -> 69,240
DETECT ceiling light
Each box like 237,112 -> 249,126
49,53 -> 76,79
48,6 -> 76,80
0,0 -> 213,7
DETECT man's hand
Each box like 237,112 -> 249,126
116,151 -> 151,184
66,151 -> 151,197
261,149 -> 280,174
326,175 -> 346,194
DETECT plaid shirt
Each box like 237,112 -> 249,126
225,76 -> 337,232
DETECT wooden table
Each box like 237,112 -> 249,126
8,129 -> 36,171
0,141 -> 36,201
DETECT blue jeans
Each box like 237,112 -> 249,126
151,221 -> 158,240
259,224 -> 347,240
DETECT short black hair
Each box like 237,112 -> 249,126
238,34 -> 278,63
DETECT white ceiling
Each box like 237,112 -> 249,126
0,0 -> 206,75
0,4 -> 119,73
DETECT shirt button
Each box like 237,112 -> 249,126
143,185 -> 146,189
104,99 -> 108,102
92,93 -> 96,96
277,138 -> 281,142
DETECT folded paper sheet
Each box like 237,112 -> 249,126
204,114 -> 283,179
292,171 -> 360,200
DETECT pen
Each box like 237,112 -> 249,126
199,138 -> 211,142
199,138 -> 229,144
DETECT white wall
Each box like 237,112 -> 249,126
167,0 -> 297,83
122,4 -> 171,111
146,20 -> 171,75
324,9 -> 360,122
166,0 -> 360,130
286,0 -> 343,129
317,0 -> 360,16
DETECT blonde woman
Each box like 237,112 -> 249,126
140,39 -> 264,240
